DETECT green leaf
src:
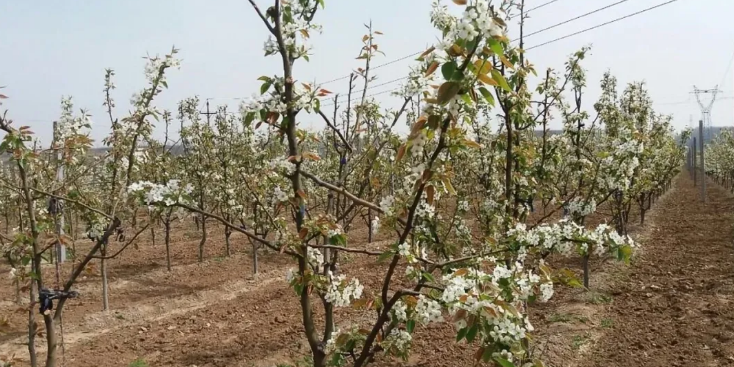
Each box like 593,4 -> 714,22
478,87 -> 495,106
427,115 -> 441,130
422,272 -> 435,283
329,234 -> 347,247
244,112 -> 256,127
407,319 -> 416,333
494,357 -> 516,367
437,82 -> 461,105
491,69 -> 512,93
441,61 -> 460,81
465,324 -> 478,342
618,245 -> 633,264
488,38 -> 504,56
456,327 -> 468,342
260,81 -> 273,95
257,76 -> 271,82
293,282 -> 304,296
461,93 -> 473,105
378,250 -> 395,263
482,346 -> 495,362
303,54 -> 310,62
280,116 -> 290,130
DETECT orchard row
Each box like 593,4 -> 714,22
0,1 -> 686,367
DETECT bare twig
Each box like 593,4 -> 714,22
247,0 -> 277,35
92,223 -> 150,260
318,110 -> 353,152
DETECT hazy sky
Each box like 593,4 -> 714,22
1,0 -> 733,145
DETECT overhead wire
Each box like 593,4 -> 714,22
526,0 -> 679,51
319,0 -> 640,100
520,0 -> 630,40
206,0 -> 681,108
323,0 -> 681,102
317,1 -> 564,86
718,48 -> 734,89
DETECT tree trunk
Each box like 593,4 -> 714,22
224,226 -> 232,257
101,244 -> 109,311
582,254 -> 590,289
150,225 -> 156,247
198,216 -> 206,263
640,208 -> 646,225
252,243 -> 259,274
28,282 -> 38,367
43,314 -> 57,367
164,219 -> 172,272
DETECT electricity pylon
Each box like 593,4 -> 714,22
692,86 -> 720,142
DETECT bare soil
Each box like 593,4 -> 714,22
1,172 -> 733,367
579,174 -> 734,367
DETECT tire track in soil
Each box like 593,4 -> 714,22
582,173 -> 734,367
2,240 -> 393,367
0,267 -> 283,362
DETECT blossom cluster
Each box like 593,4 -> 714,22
128,179 -> 194,207
431,0 -> 505,51
439,259 -> 549,363
508,221 -> 636,257
56,97 -> 92,144
324,272 -> 364,307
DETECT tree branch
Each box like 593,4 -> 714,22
247,0 -> 277,35
318,110 -> 353,152
176,202 -> 297,256
300,170 -> 383,214
92,223 -> 150,260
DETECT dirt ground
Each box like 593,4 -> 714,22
1,172 -> 733,367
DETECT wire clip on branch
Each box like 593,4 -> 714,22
39,288 -> 79,314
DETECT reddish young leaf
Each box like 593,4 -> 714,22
396,144 -> 406,161
425,61 -> 440,77
419,46 -> 436,59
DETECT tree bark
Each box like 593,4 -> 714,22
165,219 -> 172,271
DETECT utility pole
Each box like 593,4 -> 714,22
693,137 -> 697,186
51,121 -> 66,268
699,119 -> 706,202
692,86 -> 720,142
200,99 -> 216,125
686,139 -> 691,174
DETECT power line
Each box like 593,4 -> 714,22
323,0 -> 645,98
319,0 -> 565,86
323,0 -> 681,100
320,53 -> 422,85
210,0 -> 680,106
521,0 -> 629,39
657,95 -> 734,106
526,0 -> 680,51
320,87 -> 402,108
509,0 -> 562,19
718,47 -> 734,88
